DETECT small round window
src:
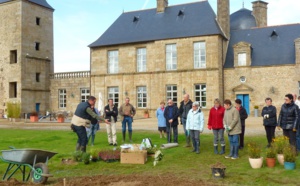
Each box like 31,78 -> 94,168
240,76 -> 246,83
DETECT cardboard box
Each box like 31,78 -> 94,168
121,145 -> 147,164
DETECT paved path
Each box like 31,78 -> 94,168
0,116 -> 282,136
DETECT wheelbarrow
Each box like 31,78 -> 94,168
0,147 -> 57,184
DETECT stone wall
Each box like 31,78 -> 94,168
90,35 -> 225,118
224,65 -> 299,115
50,72 -> 90,113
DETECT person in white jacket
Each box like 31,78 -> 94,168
186,102 -> 204,154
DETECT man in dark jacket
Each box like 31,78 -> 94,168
261,97 -> 277,148
179,94 -> 193,147
104,99 -> 118,146
235,99 -> 248,149
164,99 -> 179,143
71,96 -> 109,152
278,94 -> 298,147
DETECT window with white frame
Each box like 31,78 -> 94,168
108,50 -> 119,73
238,53 -> 247,66
137,48 -> 147,72
80,88 -> 90,102
59,89 -> 67,108
166,44 -> 177,70
195,84 -> 206,108
137,86 -> 147,108
194,42 -> 206,68
166,85 -> 178,105
108,87 -> 119,107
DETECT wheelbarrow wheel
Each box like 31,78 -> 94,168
31,163 -> 49,184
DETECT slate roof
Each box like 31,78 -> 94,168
89,1 -> 223,48
224,24 -> 300,68
0,0 -> 54,10
230,8 -> 256,30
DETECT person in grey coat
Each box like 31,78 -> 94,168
223,99 -> 241,160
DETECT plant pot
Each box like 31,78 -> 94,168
211,167 -> 226,179
57,117 -> 64,123
266,158 -> 276,168
144,114 -> 149,118
30,116 -> 38,122
284,162 -> 295,170
277,154 -> 284,165
249,157 -> 263,169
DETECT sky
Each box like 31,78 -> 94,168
46,0 -> 300,72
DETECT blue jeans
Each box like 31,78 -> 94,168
181,118 -> 188,137
122,116 -> 132,132
72,124 -> 88,146
87,124 -> 99,145
228,134 -> 239,147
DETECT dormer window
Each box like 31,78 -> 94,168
177,10 -> 184,16
233,41 -> 252,67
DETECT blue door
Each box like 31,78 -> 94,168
236,94 -> 250,114
35,103 -> 40,113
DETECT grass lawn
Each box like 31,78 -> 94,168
0,129 -> 299,186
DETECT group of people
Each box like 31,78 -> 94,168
70,93 -> 300,156
71,96 -> 136,152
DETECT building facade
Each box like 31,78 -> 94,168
1,0 -> 300,118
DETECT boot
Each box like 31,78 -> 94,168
195,141 -> 200,154
185,136 -> 191,147
80,146 -> 86,153
220,145 -> 225,155
191,140 -> 196,152
76,143 -> 80,151
225,146 -> 233,158
129,131 -> 133,143
122,132 -> 126,143
231,146 -> 239,159
214,145 -> 218,154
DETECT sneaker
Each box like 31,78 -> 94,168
109,143 -> 113,146
231,156 -> 239,160
225,155 -> 232,159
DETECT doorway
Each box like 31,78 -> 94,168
236,94 -> 250,114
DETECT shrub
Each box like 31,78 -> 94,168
273,136 -> 289,154
283,145 -> 297,163
247,141 -> 261,159
6,102 -> 21,118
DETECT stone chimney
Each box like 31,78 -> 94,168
157,0 -> 168,13
252,1 -> 268,27
217,0 -> 230,38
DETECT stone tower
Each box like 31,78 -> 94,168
217,0 -> 230,38
0,0 -> 54,115
252,1 -> 268,27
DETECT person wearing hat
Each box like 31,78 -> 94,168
186,102 -> 204,154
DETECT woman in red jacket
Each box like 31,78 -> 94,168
208,98 -> 225,154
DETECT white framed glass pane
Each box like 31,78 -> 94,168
108,87 -> 119,106
166,44 -> 177,70
194,84 -> 206,108
238,53 -> 247,66
108,50 -> 119,73
137,86 -> 147,108
166,85 -> 178,105
194,42 -> 206,69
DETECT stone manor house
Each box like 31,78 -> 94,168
1,0 -> 300,118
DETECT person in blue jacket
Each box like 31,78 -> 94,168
186,102 -> 204,154
156,101 -> 167,138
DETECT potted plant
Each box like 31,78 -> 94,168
144,109 -> 150,118
30,111 -> 39,122
81,152 -> 91,165
247,141 -> 263,169
266,146 -> 276,168
283,145 -> 296,170
254,105 -> 259,117
99,148 -> 120,162
210,162 -> 226,179
72,151 -> 83,162
90,148 -> 99,162
153,150 -> 164,166
57,113 -> 65,123
273,136 -> 289,165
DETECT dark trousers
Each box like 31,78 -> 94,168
166,125 -> 178,143
239,125 -> 245,148
283,129 -> 296,147
190,130 -> 200,149
72,124 -> 88,146
264,126 -> 276,145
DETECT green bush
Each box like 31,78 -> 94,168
6,102 -> 21,118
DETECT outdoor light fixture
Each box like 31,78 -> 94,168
183,88 -> 186,94
71,93 -> 74,98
